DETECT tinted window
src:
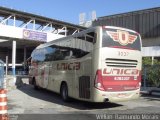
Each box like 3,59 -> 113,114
31,31 -> 95,62
32,45 -> 89,62
72,49 -> 89,58
102,28 -> 141,51
31,48 -> 46,62
46,46 -> 71,61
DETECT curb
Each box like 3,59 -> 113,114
140,90 -> 160,96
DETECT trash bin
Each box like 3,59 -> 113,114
0,60 -> 4,88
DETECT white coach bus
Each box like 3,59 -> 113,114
29,26 -> 142,102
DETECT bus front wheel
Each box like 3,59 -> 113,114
60,83 -> 69,102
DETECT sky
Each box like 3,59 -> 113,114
0,0 -> 160,24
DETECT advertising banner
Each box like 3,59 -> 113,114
23,29 -> 47,42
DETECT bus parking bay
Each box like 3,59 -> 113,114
7,84 -> 160,114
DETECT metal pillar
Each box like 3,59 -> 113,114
151,56 -> 154,65
12,41 -> 16,76
144,67 -> 147,89
5,56 -> 8,76
24,47 -> 27,72
13,15 -> 16,26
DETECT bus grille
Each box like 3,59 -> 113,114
105,58 -> 138,68
79,76 -> 90,99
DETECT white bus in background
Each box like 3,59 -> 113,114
29,26 -> 142,102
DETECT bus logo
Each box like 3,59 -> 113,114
107,30 -> 137,46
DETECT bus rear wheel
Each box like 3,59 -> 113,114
60,83 -> 69,102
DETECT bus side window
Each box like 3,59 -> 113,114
64,50 -> 74,60
32,49 -> 41,62
86,32 -> 95,43
54,47 -> 72,61
72,49 -> 89,58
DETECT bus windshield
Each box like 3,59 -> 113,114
102,28 -> 141,51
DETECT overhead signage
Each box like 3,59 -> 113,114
23,29 -> 47,42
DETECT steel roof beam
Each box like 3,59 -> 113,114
0,15 -> 14,25
0,6 -> 86,35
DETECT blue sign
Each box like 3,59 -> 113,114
23,29 -> 47,42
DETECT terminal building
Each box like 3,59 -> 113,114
0,6 -> 85,75
92,7 -> 160,61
